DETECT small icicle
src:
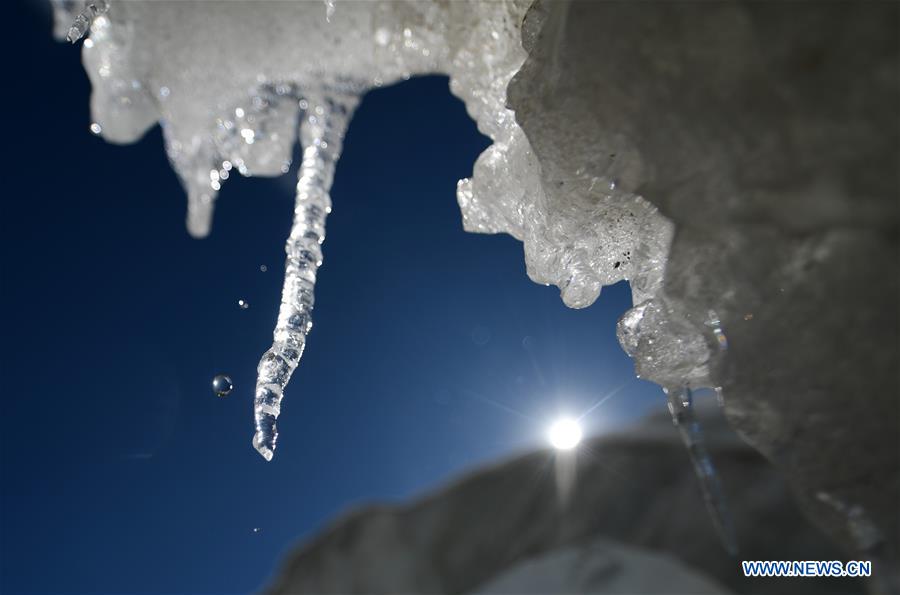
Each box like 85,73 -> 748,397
186,188 -> 216,238
252,94 -> 357,461
665,386 -> 738,555
162,131 -> 223,238
66,0 -> 109,44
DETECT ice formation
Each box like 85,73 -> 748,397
52,0 -> 740,540
663,387 -> 736,555
47,0 -> 900,582
64,0 -> 107,43
253,94 -> 357,461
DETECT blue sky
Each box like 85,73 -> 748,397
1,4 -> 664,593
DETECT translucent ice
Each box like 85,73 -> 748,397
65,0 -> 108,44
665,386 -> 737,555
49,0 -> 685,466
252,94 -> 357,461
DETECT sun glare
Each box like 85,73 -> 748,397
548,417 -> 583,451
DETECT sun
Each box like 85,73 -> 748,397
547,417 -> 583,451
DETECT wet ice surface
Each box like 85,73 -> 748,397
252,94 -> 356,461
52,0 -> 737,539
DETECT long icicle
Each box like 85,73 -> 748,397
252,94 -> 357,461
665,385 -> 738,555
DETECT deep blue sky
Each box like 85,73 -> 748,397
1,3 -> 663,593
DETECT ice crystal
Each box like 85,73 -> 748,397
65,0 -> 108,44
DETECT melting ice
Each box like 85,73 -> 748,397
252,94 -> 356,461
52,0 -> 740,549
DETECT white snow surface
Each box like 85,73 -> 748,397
471,538 -> 731,595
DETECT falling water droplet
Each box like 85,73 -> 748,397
238,299 -> 250,310
259,265 -> 268,272
212,374 -> 233,397
89,122 -> 102,135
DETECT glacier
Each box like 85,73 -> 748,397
50,0 -> 899,582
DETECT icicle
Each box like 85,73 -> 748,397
186,187 -> 216,238
665,386 -> 738,555
66,0 -> 109,44
161,131 -> 224,239
252,94 -> 357,461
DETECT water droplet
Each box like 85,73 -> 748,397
259,265 -> 268,272
238,299 -> 250,310
89,122 -> 102,135
252,527 -> 260,533
212,374 -> 233,397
